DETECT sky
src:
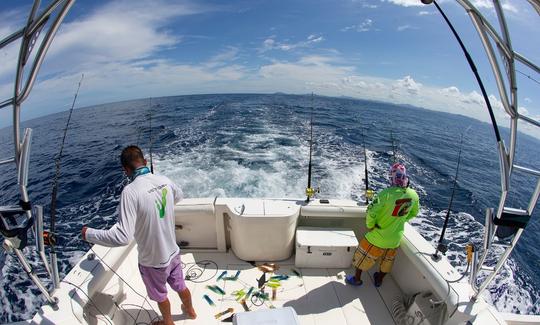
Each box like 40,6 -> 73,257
0,0 -> 539,137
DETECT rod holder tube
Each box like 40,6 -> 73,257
50,252 -> 60,290
18,128 -> 32,188
34,205 -> 52,276
483,208 -> 494,252
497,141 -> 509,193
528,177 -> 540,216
0,158 -> 15,165
34,205 -> 45,252
470,248 -> 479,291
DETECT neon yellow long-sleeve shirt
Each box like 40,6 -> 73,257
364,186 -> 420,249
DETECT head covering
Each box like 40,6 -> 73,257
389,163 -> 408,187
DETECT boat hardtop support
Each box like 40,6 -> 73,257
0,0 -> 77,307
427,0 -> 540,299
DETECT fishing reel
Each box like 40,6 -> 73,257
43,231 -> 57,247
305,187 -> 320,202
366,189 -> 375,201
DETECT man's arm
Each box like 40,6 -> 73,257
83,189 -> 137,247
405,197 -> 420,222
366,193 -> 383,230
171,182 -> 184,204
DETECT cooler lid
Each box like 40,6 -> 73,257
296,227 -> 358,247
229,199 -> 300,218
233,306 -> 300,325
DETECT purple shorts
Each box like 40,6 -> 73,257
138,254 -> 187,302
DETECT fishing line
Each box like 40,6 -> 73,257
88,246 -> 160,324
182,260 -> 218,283
135,109 -> 144,146
432,126 -> 471,261
516,69 -> 540,86
50,73 -> 84,251
148,97 -> 154,174
390,129 -> 397,164
61,279 -> 114,325
63,278 -> 157,325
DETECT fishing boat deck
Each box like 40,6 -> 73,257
80,248 -> 401,325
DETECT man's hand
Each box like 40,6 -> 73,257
81,226 -> 88,241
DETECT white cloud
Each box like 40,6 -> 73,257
385,0 -> 424,7
341,19 -> 374,32
524,97 -> 532,103
259,56 -> 353,82
518,106 -> 529,115
349,0 -> 378,9
260,34 -> 324,52
393,75 -> 422,95
397,24 -> 417,31
0,9 -> 28,83
388,0 -> 517,13
205,47 -> 240,68
2,46 -> 539,138
418,10 -> 435,16
3,0 -> 213,83
470,0 -> 518,13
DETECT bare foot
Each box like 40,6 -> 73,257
181,304 -> 197,319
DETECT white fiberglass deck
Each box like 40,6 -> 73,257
81,249 -> 401,325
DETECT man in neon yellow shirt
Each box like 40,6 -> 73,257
347,163 -> 419,287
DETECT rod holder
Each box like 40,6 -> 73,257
34,205 -> 52,276
34,205 -> 45,253
50,252 -> 60,290
469,248 -> 479,290
17,128 -> 32,188
483,208 -> 494,251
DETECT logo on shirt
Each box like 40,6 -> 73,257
392,198 -> 412,217
156,188 -> 168,218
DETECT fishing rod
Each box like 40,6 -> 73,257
49,73 -> 84,276
149,97 -> 154,174
305,93 -> 317,202
431,128 -> 469,261
362,128 -> 373,204
429,0 -> 501,143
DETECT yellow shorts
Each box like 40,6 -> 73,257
351,237 -> 397,273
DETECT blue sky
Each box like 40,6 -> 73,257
1,0 -> 539,136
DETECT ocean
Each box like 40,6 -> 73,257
0,93 -> 538,322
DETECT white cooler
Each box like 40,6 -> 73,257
295,227 -> 358,268
233,307 -> 300,325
